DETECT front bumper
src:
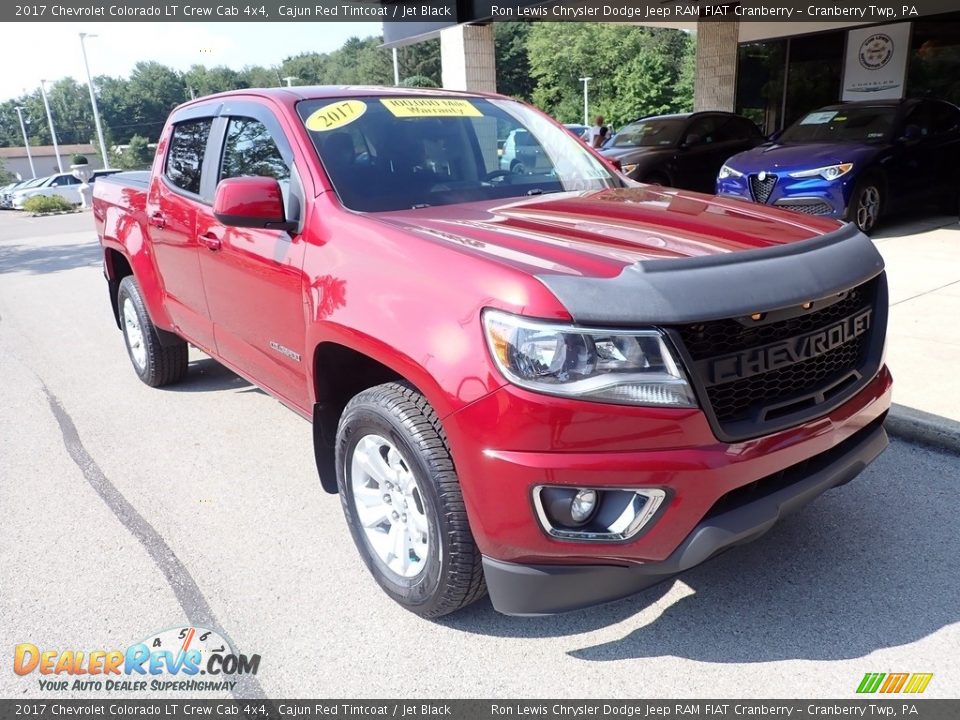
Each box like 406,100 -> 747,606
716,174 -> 855,219
443,361 -> 892,613
482,415 -> 887,615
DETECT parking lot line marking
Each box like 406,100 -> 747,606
41,384 -> 268,701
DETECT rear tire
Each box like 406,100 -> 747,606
643,172 -> 669,186
117,276 -> 188,387
336,382 -> 486,618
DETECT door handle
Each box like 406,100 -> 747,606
199,232 -> 222,251
148,211 -> 165,229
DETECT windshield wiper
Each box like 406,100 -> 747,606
525,188 -> 544,196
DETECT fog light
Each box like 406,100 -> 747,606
534,485 -> 667,541
539,487 -> 599,528
570,489 -> 598,523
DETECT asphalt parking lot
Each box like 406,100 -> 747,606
1,210 -> 958,699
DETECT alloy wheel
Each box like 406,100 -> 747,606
350,434 -> 430,579
123,297 -> 147,370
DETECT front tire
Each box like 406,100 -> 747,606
848,175 -> 883,234
117,276 -> 188,387
336,382 -> 486,618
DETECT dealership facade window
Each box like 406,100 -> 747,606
736,13 -> 960,135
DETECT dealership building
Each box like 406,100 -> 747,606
384,5 -> 960,133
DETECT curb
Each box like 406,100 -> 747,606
885,403 -> 960,455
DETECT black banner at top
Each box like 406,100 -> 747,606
4,0 -> 960,23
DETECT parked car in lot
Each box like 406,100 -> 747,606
601,111 -> 764,192
10,172 -> 83,209
563,123 -> 589,139
1,179 -> 36,208
716,99 -> 960,233
93,87 -> 891,618
499,127 -> 552,174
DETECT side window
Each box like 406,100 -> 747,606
713,118 -> 746,143
733,117 -> 763,139
165,119 -> 213,195
220,117 -> 290,182
904,103 -> 934,137
685,117 -> 718,144
929,103 -> 960,135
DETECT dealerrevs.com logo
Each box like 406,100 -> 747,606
14,626 -> 261,693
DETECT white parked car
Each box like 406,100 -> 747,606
11,173 -> 83,209
1,179 -> 35,208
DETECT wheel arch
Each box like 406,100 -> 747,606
311,340 -> 439,494
103,243 -> 181,347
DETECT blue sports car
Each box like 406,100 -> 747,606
716,99 -> 960,233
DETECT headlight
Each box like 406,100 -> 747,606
482,309 -> 697,407
621,163 -> 639,175
718,164 -> 743,180
788,163 -> 853,180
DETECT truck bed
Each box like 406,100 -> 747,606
97,171 -> 150,190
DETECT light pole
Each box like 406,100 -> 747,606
392,48 -> 400,86
79,32 -> 110,170
39,79 -> 64,173
579,77 -> 591,128
14,106 -> 36,178
282,76 -> 297,87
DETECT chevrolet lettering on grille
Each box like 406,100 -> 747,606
703,308 -> 873,386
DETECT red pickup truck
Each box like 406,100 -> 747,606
93,87 -> 891,618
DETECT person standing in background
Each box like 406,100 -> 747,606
586,115 -> 606,148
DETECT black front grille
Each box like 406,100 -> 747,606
671,278 -> 880,439
775,200 -> 833,216
749,174 -> 777,203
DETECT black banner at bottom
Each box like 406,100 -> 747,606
1,700 -> 958,720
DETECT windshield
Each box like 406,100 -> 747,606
609,118 -> 686,148
780,106 -> 896,144
298,96 -> 622,212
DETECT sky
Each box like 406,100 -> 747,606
0,22 -> 384,102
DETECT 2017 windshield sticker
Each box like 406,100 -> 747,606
305,100 -> 367,132
380,98 -> 482,118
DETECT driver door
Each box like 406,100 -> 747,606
197,108 -> 309,409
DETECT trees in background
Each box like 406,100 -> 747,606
0,24 -> 695,150
528,24 -> 694,128
112,134 -> 153,170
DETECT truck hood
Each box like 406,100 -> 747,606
725,141 -> 885,174
373,186 -> 883,325
374,186 -> 841,280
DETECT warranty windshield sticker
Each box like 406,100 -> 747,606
305,100 -> 367,132
380,98 -> 482,118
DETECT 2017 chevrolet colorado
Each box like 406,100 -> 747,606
93,87 -> 891,617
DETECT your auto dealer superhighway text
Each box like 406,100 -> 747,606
491,4 -> 919,19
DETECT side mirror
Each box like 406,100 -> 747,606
213,176 -> 295,232
680,133 -> 702,149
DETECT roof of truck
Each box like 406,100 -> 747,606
178,85 -> 502,110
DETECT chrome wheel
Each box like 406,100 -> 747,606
856,185 -> 880,232
122,297 -> 146,371
350,434 -> 430,579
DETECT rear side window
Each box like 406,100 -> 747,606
165,119 -> 212,195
